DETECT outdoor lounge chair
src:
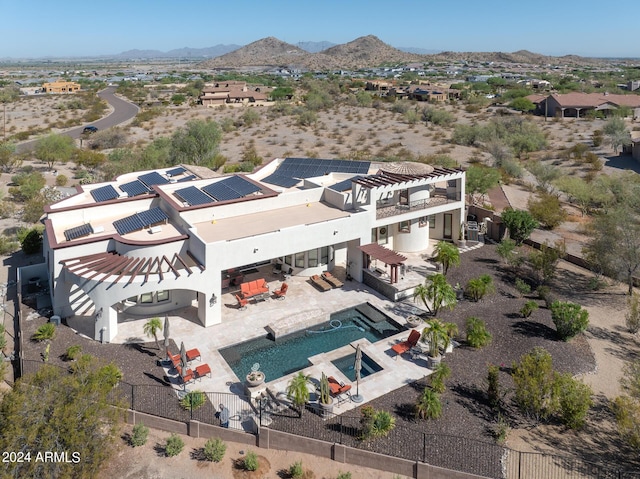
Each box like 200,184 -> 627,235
273,282 -> 288,300
235,294 -> 248,310
175,365 -> 196,384
194,363 -> 211,380
167,350 -> 181,369
310,274 -> 332,292
391,329 -> 421,358
186,347 -> 201,362
321,271 -> 343,288
327,376 -> 352,404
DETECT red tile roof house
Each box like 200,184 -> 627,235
199,81 -> 268,107
529,92 -> 640,119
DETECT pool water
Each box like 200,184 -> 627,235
332,352 -> 383,382
219,303 -> 401,383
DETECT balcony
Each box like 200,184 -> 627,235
376,190 -> 458,220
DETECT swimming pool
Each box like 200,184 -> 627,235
219,303 -> 401,383
332,351 -> 383,382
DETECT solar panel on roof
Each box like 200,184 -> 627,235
166,166 -> 186,177
90,185 -> 119,202
138,208 -> 168,227
175,186 -> 215,206
223,176 -> 261,196
177,174 -> 197,182
138,171 -> 169,187
120,180 -> 150,197
113,215 -> 145,236
202,181 -> 241,201
261,173 -> 300,188
64,223 -> 93,241
329,176 -> 362,192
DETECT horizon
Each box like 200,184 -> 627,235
1,0 -> 638,60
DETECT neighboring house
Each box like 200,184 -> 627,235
627,81 -> 640,92
532,92 -> 640,118
199,81 -> 268,106
42,80 -> 81,93
39,159 -> 465,343
365,80 -> 393,91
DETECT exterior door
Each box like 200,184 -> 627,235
443,214 -> 452,239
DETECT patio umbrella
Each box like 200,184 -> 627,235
352,344 -> 364,403
179,341 -> 189,391
163,315 -> 170,359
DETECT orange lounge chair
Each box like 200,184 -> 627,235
311,274 -> 332,292
322,271 -> 343,288
186,348 -> 201,362
391,329 -> 421,358
236,294 -> 248,310
176,365 -> 196,384
195,363 -> 211,380
167,350 -> 181,369
328,376 -> 352,404
273,282 -> 288,300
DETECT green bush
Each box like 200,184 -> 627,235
416,388 -> 442,419
336,473 -> 352,479
512,347 -> 556,421
165,433 -> 184,457
514,278 -> 531,295
64,345 -> 82,361
180,391 -> 206,411
55,174 -> 68,186
520,300 -> 539,318
466,317 -> 492,348
243,451 -> 259,471
289,460 -> 304,478
528,193 -> 567,230
0,324 -> 6,351
32,323 -> 55,341
430,362 -> 451,393
487,365 -> 501,410
360,405 -> 396,439
19,227 -> 44,255
203,438 -> 226,462
627,293 -> 640,334
130,423 -> 149,447
550,301 -> 589,341
465,274 -> 495,301
555,373 -> 592,429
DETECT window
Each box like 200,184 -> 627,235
157,290 -> 169,302
399,221 -> 410,233
140,293 -> 153,304
419,216 -> 428,228
295,252 -> 305,268
320,246 -> 329,265
308,248 -> 318,267
428,214 -> 436,229
284,255 -> 293,266
378,227 -> 388,245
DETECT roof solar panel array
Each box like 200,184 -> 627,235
262,158 -> 370,188
120,180 -> 150,197
202,181 -> 239,201
177,174 -> 197,182
166,166 -> 186,177
63,223 -> 93,241
90,185 -> 119,202
175,186 -> 215,206
138,171 -> 169,187
223,175 -> 261,196
329,176 -> 363,192
113,208 -> 168,235
261,174 -> 301,188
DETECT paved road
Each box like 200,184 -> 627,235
16,86 -> 139,153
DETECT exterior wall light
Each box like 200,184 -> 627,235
209,293 -> 217,307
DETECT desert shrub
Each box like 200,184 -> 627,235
528,241 -> 565,285
550,301 -> 589,341
165,434 -> 184,457
515,278 -> 531,295
180,391 -> 206,411
336,473 -> 352,479
512,347 -> 556,421
466,317 -> 492,348
592,129 -> 604,147
415,389 -> 442,419
360,405 -> 396,439
55,174 -> 68,186
627,293 -> 640,334
430,362 -> 451,393
18,226 -> 44,255
32,323 -> 55,341
501,209 -> 537,245
243,451 -> 259,471
289,460 -> 304,478
0,236 -> 19,255
89,127 -> 128,150
0,324 -> 6,350
487,365 -> 502,410
130,423 -> 149,447
203,438 -> 226,462
520,300 -> 539,318
614,395 -> 640,449
64,345 -> 82,361
422,107 -> 455,127
527,193 -> 567,230
555,373 -> 592,429
492,414 -> 510,444
465,274 -> 495,301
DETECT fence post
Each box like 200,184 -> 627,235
422,433 -> 426,463
259,398 -> 262,427
518,450 -> 522,479
131,384 -> 135,410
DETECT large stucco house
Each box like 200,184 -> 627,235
41,158 -> 465,343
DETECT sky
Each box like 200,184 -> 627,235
1,0 -> 637,59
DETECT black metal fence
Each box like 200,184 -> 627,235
17,360 -> 638,478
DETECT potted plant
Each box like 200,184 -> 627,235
406,315 -> 422,328
286,372 -> 312,417
246,370 -> 265,387
421,319 -> 454,369
318,372 -> 334,418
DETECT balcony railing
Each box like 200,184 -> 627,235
376,193 -> 458,219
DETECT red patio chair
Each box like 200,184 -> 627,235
195,363 -> 211,380
176,365 -> 195,384
274,282 -> 288,300
328,376 -> 352,404
391,329 -> 421,358
186,348 -> 201,362
235,294 -> 248,310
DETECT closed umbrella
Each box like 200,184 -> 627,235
352,344 -> 363,403
163,315 -> 170,360
179,341 -> 189,391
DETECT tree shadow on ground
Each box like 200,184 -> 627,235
511,320 -> 557,340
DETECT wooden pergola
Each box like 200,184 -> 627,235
359,243 -> 407,284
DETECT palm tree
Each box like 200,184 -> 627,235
415,388 -> 442,419
433,241 -> 460,276
143,317 -> 163,350
422,319 -> 452,360
286,372 -> 312,417
413,273 -> 457,316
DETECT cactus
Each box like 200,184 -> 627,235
320,373 -> 331,404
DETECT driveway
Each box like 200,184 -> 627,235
16,86 -> 139,153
